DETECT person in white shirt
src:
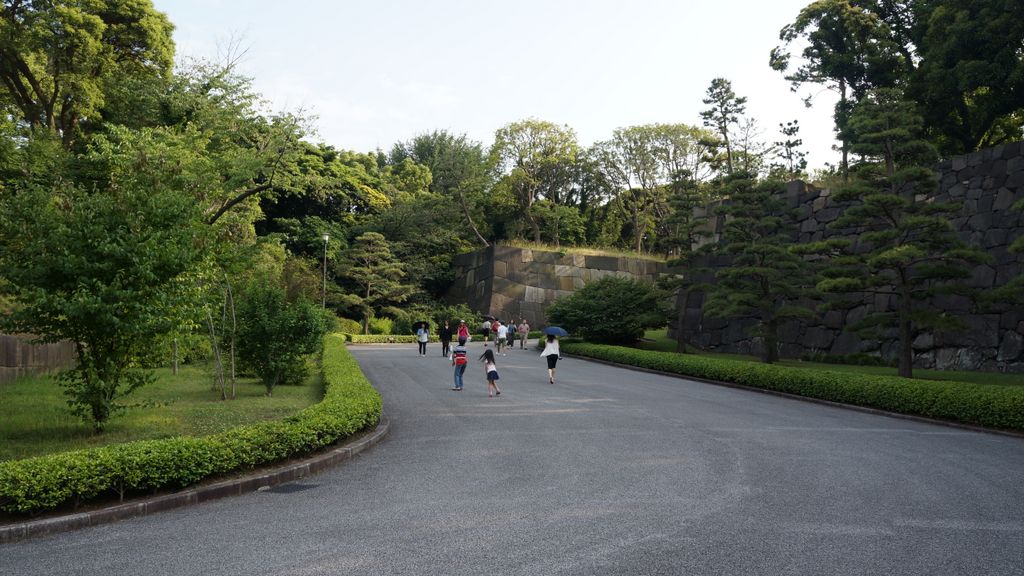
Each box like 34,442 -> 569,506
540,334 -> 561,384
495,321 -> 508,355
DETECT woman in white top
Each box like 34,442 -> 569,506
540,334 -> 561,384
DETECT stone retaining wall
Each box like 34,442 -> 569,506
675,141 -> 1024,372
446,245 -> 664,328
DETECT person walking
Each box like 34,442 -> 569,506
451,337 -> 468,391
540,333 -> 561,384
457,319 -> 471,344
439,320 -> 453,358
517,319 -> 530,349
495,321 -> 508,355
506,320 -> 516,349
416,323 -> 429,356
480,319 -> 491,343
479,348 -> 501,397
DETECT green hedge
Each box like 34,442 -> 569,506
0,334 -> 382,515
562,343 -> 1024,432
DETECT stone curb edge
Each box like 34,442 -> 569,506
571,354 -> 1024,439
0,416 -> 390,545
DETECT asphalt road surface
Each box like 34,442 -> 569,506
3,342 -> 1023,576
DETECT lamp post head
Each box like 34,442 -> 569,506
322,233 -> 330,243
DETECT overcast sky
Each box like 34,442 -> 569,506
153,0 -> 840,171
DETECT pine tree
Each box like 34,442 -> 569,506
339,232 -> 415,334
821,88 -> 990,378
700,78 -> 747,174
704,172 -> 815,363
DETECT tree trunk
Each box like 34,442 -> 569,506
455,188 -> 489,247
898,287 -> 913,378
675,289 -> 690,354
762,319 -> 778,364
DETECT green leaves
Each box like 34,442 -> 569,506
236,283 -> 328,395
546,276 -> 668,344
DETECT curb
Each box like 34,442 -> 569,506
0,416 -> 390,545
570,354 -> 1024,439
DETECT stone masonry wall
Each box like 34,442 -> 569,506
446,245 -> 664,329
675,141 -> 1024,372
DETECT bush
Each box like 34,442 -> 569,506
335,316 -> 363,335
562,342 -> 1024,432
0,335 -> 381,515
368,316 -> 393,335
546,276 -> 669,344
236,283 -> 328,395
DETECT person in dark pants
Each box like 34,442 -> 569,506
439,320 -> 453,357
416,323 -> 429,356
540,334 -> 561,384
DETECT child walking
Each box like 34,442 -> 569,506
478,348 -> 502,397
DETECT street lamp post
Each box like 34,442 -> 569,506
322,233 -> 330,309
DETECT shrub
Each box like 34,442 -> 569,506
368,316 -> 393,335
546,276 -> 669,344
335,316 -> 363,335
236,283 -> 328,395
0,335 -> 381,515
562,342 -> 1024,432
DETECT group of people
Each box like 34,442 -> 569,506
418,318 -> 562,397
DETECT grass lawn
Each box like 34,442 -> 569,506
638,330 -> 1024,388
0,364 -> 324,462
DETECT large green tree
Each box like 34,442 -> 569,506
0,0 -> 175,147
0,131 -> 208,429
490,119 -> 579,242
905,0 -> 1024,153
770,0 -> 903,177
390,130 -> 494,247
820,88 -> 990,378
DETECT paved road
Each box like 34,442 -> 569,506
3,342 -> 1024,575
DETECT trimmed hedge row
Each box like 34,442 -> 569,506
343,332 -> 542,344
0,334 -> 382,515
562,342 -> 1024,432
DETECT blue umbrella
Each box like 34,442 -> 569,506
542,326 -> 569,337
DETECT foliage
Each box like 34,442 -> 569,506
0,0 -> 175,147
490,119 -> 580,242
335,232 -> 415,334
0,170 -> 208,430
389,130 -> 494,247
235,283 -> 327,395
704,173 -> 816,363
700,78 -> 747,174
0,335 -> 382,515
545,276 -> 668,344
820,88 -> 990,378
562,342 -> 1024,432
772,0 -> 1024,158
770,120 -> 809,180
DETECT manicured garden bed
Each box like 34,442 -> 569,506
0,334 -> 381,515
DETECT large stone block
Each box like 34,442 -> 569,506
998,331 -> 1023,361
525,286 -> 546,304
585,255 -> 619,271
494,260 -> 507,278
994,187 -> 1018,211
803,326 -> 836,350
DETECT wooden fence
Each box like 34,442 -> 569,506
0,334 -> 76,385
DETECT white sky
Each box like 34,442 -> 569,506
153,0 -> 840,171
